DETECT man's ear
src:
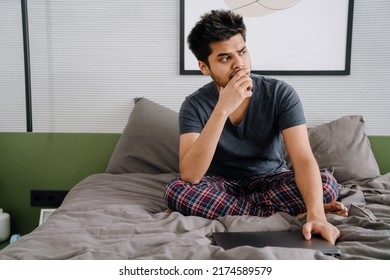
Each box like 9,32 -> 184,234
198,61 -> 210,76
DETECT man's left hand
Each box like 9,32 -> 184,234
302,220 -> 340,245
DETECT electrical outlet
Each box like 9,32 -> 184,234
30,190 -> 68,207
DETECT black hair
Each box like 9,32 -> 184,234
187,10 -> 246,66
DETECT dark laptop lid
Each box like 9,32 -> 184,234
213,231 -> 341,257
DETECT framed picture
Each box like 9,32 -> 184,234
39,209 -> 56,225
180,0 -> 354,75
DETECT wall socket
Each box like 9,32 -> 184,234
30,190 -> 68,207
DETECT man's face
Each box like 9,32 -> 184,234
199,34 -> 251,90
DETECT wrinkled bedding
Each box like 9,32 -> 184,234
1,172 -> 389,260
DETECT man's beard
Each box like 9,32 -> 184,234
210,68 -> 251,89
209,71 -> 228,89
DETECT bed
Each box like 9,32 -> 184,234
1,98 -> 389,260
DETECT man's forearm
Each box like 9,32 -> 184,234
294,159 -> 327,221
179,109 -> 229,183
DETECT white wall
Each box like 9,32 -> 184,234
0,0 -> 389,135
0,0 -> 26,131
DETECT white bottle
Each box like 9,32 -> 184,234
0,208 -> 10,242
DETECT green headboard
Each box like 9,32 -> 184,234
0,133 -> 120,235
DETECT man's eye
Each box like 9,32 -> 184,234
240,50 -> 247,55
220,56 -> 230,62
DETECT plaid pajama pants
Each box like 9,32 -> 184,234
164,170 -> 339,219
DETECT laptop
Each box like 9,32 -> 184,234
212,231 -> 341,257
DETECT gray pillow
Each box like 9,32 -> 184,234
307,115 -> 380,184
108,104 -> 379,184
106,98 -> 179,174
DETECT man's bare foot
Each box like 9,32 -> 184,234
296,212 -> 306,219
324,201 -> 348,217
296,201 -> 348,219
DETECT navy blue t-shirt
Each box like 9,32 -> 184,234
179,74 -> 306,179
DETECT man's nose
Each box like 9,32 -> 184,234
232,55 -> 245,70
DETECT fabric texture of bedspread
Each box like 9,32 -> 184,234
1,172 -> 389,260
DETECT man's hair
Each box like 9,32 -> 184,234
187,10 -> 246,66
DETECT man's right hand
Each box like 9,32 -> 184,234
216,69 -> 253,116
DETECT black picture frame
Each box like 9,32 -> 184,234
180,0 -> 354,75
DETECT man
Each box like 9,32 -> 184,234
164,10 -> 347,244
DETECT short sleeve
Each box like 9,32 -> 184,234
179,97 -> 204,135
276,81 -> 306,130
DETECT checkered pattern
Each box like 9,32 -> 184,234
164,170 -> 339,219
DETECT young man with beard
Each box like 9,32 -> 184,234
164,10 -> 347,244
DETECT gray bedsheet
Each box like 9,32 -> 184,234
1,172 -> 389,260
